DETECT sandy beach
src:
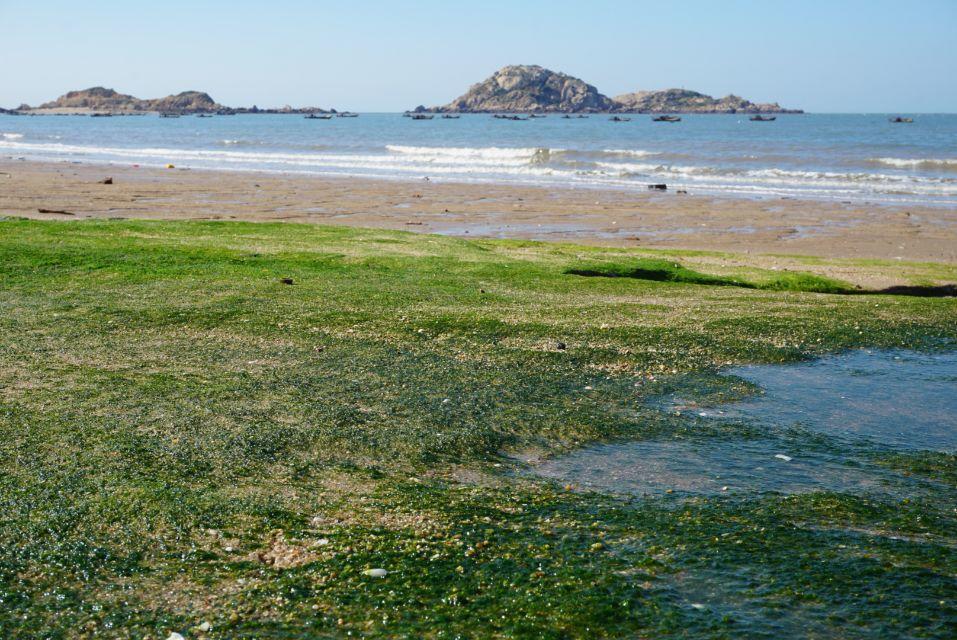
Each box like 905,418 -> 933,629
3,159 -> 955,267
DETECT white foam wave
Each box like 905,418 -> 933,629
2,133 -> 24,140
871,157 -> 957,170
600,149 -> 659,158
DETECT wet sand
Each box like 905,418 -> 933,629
2,158 -> 956,264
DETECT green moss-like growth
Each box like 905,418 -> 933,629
1,219 -> 955,638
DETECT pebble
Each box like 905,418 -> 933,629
363,568 -> 388,578
166,633 -> 185,640
198,621 -> 212,632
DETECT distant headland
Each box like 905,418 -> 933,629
6,87 -> 335,116
415,65 -> 802,114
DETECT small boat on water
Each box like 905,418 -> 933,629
441,114 -> 460,119
493,114 -> 527,121
529,114 -> 547,119
411,114 -> 434,120
889,116 -> 914,123
305,114 -> 333,120
610,116 -> 631,122
159,113 -> 180,118
337,112 -> 359,118
196,114 -> 213,118
750,115 -> 776,121
652,115 -> 681,122
90,113 -> 113,117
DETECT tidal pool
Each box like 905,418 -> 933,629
531,350 -> 956,497
531,438 -> 919,497
721,349 -> 957,452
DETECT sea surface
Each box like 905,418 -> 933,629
2,113 -> 956,206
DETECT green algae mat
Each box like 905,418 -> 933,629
1,218 -> 955,639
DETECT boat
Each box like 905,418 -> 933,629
159,113 -> 180,118
337,112 -> 359,118
529,114 -> 547,119
652,115 -> 681,122
889,116 -> 914,123
749,115 -> 776,121
562,114 -> 573,119
411,114 -> 434,120
610,116 -> 631,122
196,114 -> 213,118
577,115 -> 589,119
305,113 -> 333,120
441,114 -> 460,119
90,112 -> 113,117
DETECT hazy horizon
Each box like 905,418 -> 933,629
2,0 -> 955,113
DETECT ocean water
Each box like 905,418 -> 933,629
2,113 -> 956,206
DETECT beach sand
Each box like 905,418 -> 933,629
2,159 -> 955,284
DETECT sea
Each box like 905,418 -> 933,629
2,113 -> 956,206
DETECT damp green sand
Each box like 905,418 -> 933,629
1,218 -> 955,639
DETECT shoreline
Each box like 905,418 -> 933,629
2,158 -> 956,269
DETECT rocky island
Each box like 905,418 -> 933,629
430,65 -> 615,113
12,87 -> 334,115
424,65 -> 801,114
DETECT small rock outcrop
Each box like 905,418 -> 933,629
143,91 -> 219,114
612,88 -> 799,114
20,88 -> 331,115
37,87 -> 142,111
28,87 -> 220,114
433,65 -> 615,113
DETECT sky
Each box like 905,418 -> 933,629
1,0 -> 955,112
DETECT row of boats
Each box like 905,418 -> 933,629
304,112 -> 359,120
148,112 -> 915,124
400,113 -> 778,123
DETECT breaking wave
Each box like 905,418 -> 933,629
2,139 -> 955,205
870,157 -> 957,172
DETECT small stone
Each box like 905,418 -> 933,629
280,278 -> 294,285
363,568 -> 388,578
198,621 -> 212,632
166,633 -> 185,640
99,177 -> 113,184
721,486 -> 729,491
555,341 -> 566,350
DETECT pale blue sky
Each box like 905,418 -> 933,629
2,0 -> 955,112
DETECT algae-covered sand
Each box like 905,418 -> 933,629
1,218 -> 955,638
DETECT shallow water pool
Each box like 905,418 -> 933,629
531,350 -> 956,497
